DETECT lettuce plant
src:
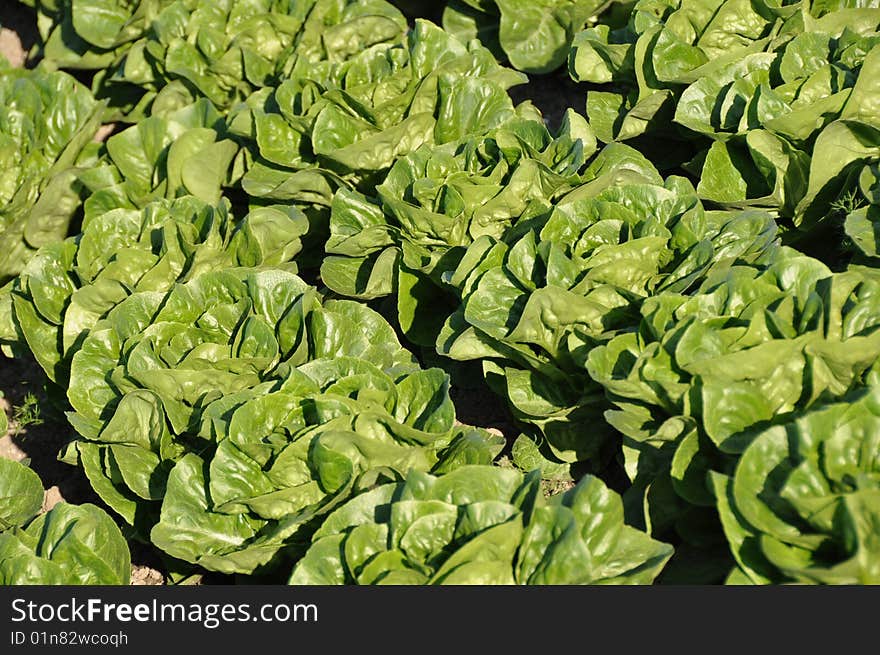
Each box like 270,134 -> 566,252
98,0 -> 409,120
569,1 -> 880,250
713,384 -> 880,584
63,268 -> 338,526
437,145 -> 779,467
679,17 -> 880,231
9,196 -> 307,384
568,0 -> 868,144
57,267 -> 500,572
586,250 -> 880,576
0,502 -> 131,585
150,365 -> 504,573
321,110 -> 597,345
227,19 -> 527,210
0,58 -> 103,284
568,0 -> 795,144
0,459 -> 131,584
290,465 -> 673,584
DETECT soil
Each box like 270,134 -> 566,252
510,68 -> 585,132
0,353 -> 93,501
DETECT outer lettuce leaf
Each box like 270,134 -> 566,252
290,465 -> 673,584
0,459 -> 44,532
64,267 -> 319,533
444,0 -> 616,74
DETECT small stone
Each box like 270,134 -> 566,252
130,566 -> 165,586
42,486 -> 64,513
0,28 -> 27,68
94,124 -> 116,143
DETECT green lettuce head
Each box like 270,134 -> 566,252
438,144 -> 779,467
59,266 -> 501,573
713,384 -> 880,584
0,459 -> 130,585
568,1 -> 880,258
587,250 -> 880,579
9,195 -> 307,384
228,19 -> 528,209
290,465 -> 673,584
321,110 -> 598,345
28,0 -> 408,121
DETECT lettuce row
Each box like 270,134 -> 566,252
290,465 -> 673,584
0,458 -> 130,585
321,110 -> 598,345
